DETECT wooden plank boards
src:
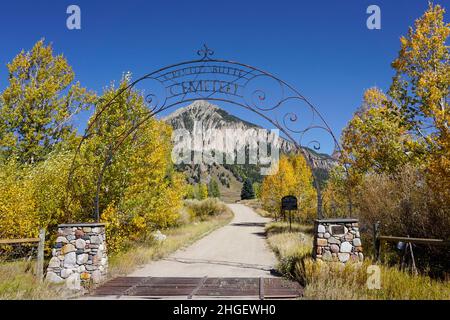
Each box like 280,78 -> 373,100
0,238 -> 40,245
92,277 -> 303,299
378,236 -> 449,246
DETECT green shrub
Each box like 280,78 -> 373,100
184,198 -> 231,221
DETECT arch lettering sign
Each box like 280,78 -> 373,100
69,45 -> 345,220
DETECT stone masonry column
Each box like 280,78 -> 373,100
46,223 -> 108,290
313,218 -> 363,263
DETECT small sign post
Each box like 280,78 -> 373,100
281,196 -> 298,231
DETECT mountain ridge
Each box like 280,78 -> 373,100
162,100 -> 336,202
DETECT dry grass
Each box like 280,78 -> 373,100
302,259 -> 450,300
0,260 -> 70,300
108,208 -> 233,277
254,208 -> 272,218
267,232 -> 312,279
183,198 -> 231,221
266,221 -> 314,236
333,165 -> 450,275
0,201 -> 233,299
266,221 -> 450,300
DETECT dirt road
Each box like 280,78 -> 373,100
129,204 -> 277,278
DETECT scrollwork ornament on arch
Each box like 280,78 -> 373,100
67,45 -> 346,221
243,74 -> 285,111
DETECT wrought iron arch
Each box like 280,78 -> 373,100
67,45 -> 347,221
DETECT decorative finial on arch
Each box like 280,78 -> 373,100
197,44 -> 214,60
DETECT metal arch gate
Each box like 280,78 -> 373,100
92,277 -> 303,299
67,44 -> 348,222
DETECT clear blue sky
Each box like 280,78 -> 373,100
0,0 -> 447,153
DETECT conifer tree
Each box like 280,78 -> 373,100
241,178 -> 255,200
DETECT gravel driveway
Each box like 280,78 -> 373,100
129,204 -> 277,278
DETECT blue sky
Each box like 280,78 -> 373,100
0,0 -> 447,153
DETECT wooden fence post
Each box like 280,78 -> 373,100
36,229 -> 45,282
373,221 -> 381,263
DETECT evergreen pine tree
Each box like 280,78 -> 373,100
241,178 -> 255,200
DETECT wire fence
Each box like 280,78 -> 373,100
0,229 -> 46,281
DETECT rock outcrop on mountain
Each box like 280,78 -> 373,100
162,100 -> 337,201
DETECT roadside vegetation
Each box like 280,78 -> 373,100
260,154 -> 317,222
0,261 -> 67,300
0,40 -> 187,255
0,29 -> 234,299
254,4 -> 450,299
322,3 -> 450,276
266,221 -> 450,300
0,2 -> 448,301
0,199 -> 233,299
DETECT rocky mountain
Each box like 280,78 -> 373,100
162,100 -> 337,201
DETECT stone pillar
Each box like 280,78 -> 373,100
46,223 -> 108,290
313,218 -> 363,263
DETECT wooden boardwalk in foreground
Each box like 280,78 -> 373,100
92,277 -> 303,300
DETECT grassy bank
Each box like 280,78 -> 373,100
266,221 -> 450,300
0,199 -> 233,299
0,260 -> 69,300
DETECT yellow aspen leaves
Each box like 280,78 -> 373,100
260,154 -> 316,222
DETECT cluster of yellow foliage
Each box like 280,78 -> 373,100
0,152 -> 73,239
0,163 -> 37,239
185,183 -> 209,200
389,3 -> 450,210
322,166 -> 351,218
323,3 -> 450,274
198,184 -> 208,200
78,82 -> 187,253
0,39 -> 95,164
99,119 -> 186,252
328,4 -> 450,216
260,154 -> 316,222
341,88 -> 421,177
0,109 -> 186,253
325,87 -> 425,216
0,42 -> 187,254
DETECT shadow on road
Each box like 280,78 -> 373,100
231,222 -> 267,227
252,231 -> 267,238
